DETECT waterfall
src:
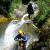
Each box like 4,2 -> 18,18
4,14 -> 29,49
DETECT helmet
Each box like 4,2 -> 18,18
18,30 -> 24,36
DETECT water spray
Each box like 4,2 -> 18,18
4,14 -> 29,49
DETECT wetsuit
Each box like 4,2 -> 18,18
14,34 -> 27,50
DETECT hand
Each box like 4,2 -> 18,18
18,39 -> 22,41
19,39 -> 21,41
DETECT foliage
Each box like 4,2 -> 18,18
33,0 -> 50,28
0,0 -> 12,17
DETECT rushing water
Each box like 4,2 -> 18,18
4,14 -> 29,49
3,14 -> 39,50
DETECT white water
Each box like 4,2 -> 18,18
3,15 -> 38,50
3,13 -> 38,50
4,14 -> 29,49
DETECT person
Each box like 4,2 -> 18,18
14,30 -> 27,50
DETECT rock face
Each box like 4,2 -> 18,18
12,1 -> 39,20
0,0 -> 12,17
22,0 -> 31,5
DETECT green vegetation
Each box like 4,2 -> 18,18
33,0 -> 50,28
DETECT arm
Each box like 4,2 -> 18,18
22,36 -> 27,42
14,35 -> 18,41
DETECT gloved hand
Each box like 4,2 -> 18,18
18,38 -> 22,41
